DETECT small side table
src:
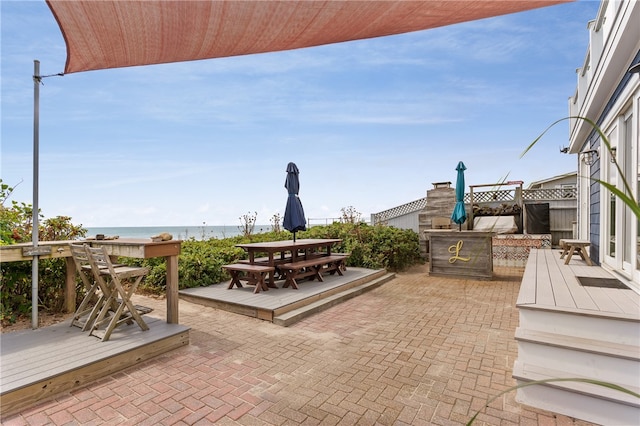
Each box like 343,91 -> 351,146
560,239 -> 593,266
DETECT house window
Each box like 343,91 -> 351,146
622,113 -> 633,266
609,192 -> 616,257
606,129 -> 617,259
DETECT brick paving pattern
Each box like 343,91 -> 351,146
2,265 -> 596,425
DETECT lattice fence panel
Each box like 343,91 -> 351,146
523,188 -> 577,200
372,188 -> 576,224
470,190 -> 515,204
372,197 -> 427,223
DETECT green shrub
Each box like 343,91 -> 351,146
131,222 -> 421,295
0,198 -> 88,324
0,258 -> 70,324
294,222 -> 422,271
1,220 -> 423,318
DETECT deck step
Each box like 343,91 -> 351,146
273,273 -> 395,326
517,306 -> 640,345
515,328 -> 639,360
513,361 -> 640,426
515,327 -> 640,389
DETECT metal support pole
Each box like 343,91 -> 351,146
32,59 -> 40,329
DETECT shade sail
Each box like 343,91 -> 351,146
46,0 -> 570,74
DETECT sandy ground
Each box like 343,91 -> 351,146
1,311 -> 74,334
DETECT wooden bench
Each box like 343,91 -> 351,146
279,254 -> 349,289
222,264 -> 275,294
327,252 -> 349,272
238,256 -> 294,279
237,255 -> 290,264
559,239 -> 593,266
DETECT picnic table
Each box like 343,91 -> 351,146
559,239 -> 593,266
233,238 -> 343,290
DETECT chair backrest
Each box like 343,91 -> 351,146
432,217 -> 451,229
70,243 -> 90,265
70,243 -> 93,287
85,245 -> 118,280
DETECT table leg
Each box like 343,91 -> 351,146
564,245 -> 575,264
580,246 -> 593,266
283,271 -> 299,289
560,246 -> 569,259
166,255 -> 179,324
267,253 -> 278,288
64,257 -> 76,313
227,272 -> 243,289
254,272 -> 269,293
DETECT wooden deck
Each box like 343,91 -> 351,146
0,315 -> 189,416
179,267 -> 389,323
0,267 -> 387,416
516,247 -> 640,319
513,248 -> 640,424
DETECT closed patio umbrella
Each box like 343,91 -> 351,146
283,162 -> 306,241
451,161 -> 467,231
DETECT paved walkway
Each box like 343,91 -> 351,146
3,265 -> 595,425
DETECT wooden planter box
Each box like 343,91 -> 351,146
427,231 -> 493,280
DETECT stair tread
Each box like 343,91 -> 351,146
515,327 -> 640,360
513,361 -> 640,406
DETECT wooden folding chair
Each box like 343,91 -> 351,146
85,245 -> 151,341
69,243 -> 112,331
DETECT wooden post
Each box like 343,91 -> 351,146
166,255 -> 179,324
64,257 -> 76,313
469,187 -> 475,230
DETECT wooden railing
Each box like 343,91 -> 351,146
0,239 -> 182,324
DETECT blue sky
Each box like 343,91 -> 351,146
1,1 -> 600,227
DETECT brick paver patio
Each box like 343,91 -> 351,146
2,264 -> 596,425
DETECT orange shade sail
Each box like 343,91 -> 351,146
47,0 -> 571,74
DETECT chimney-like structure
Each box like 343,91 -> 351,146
417,182 -> 456,258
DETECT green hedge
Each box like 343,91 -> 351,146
133,223 -> 422,294
0,223 -> 422,322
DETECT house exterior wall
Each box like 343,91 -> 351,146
569,0 -> 640,291
384,212 -> 420,233
528,172 -> 577,190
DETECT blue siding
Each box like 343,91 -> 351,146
586,48 -> 640,266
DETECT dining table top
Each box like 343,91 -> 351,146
235,238 -> 341,251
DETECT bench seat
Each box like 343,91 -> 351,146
279,254 -> 349,289
237,256 -> 294,279
222,263 -> 275,293
237,256 -> 292,264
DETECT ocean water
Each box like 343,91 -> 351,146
85,225 -> 273,241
